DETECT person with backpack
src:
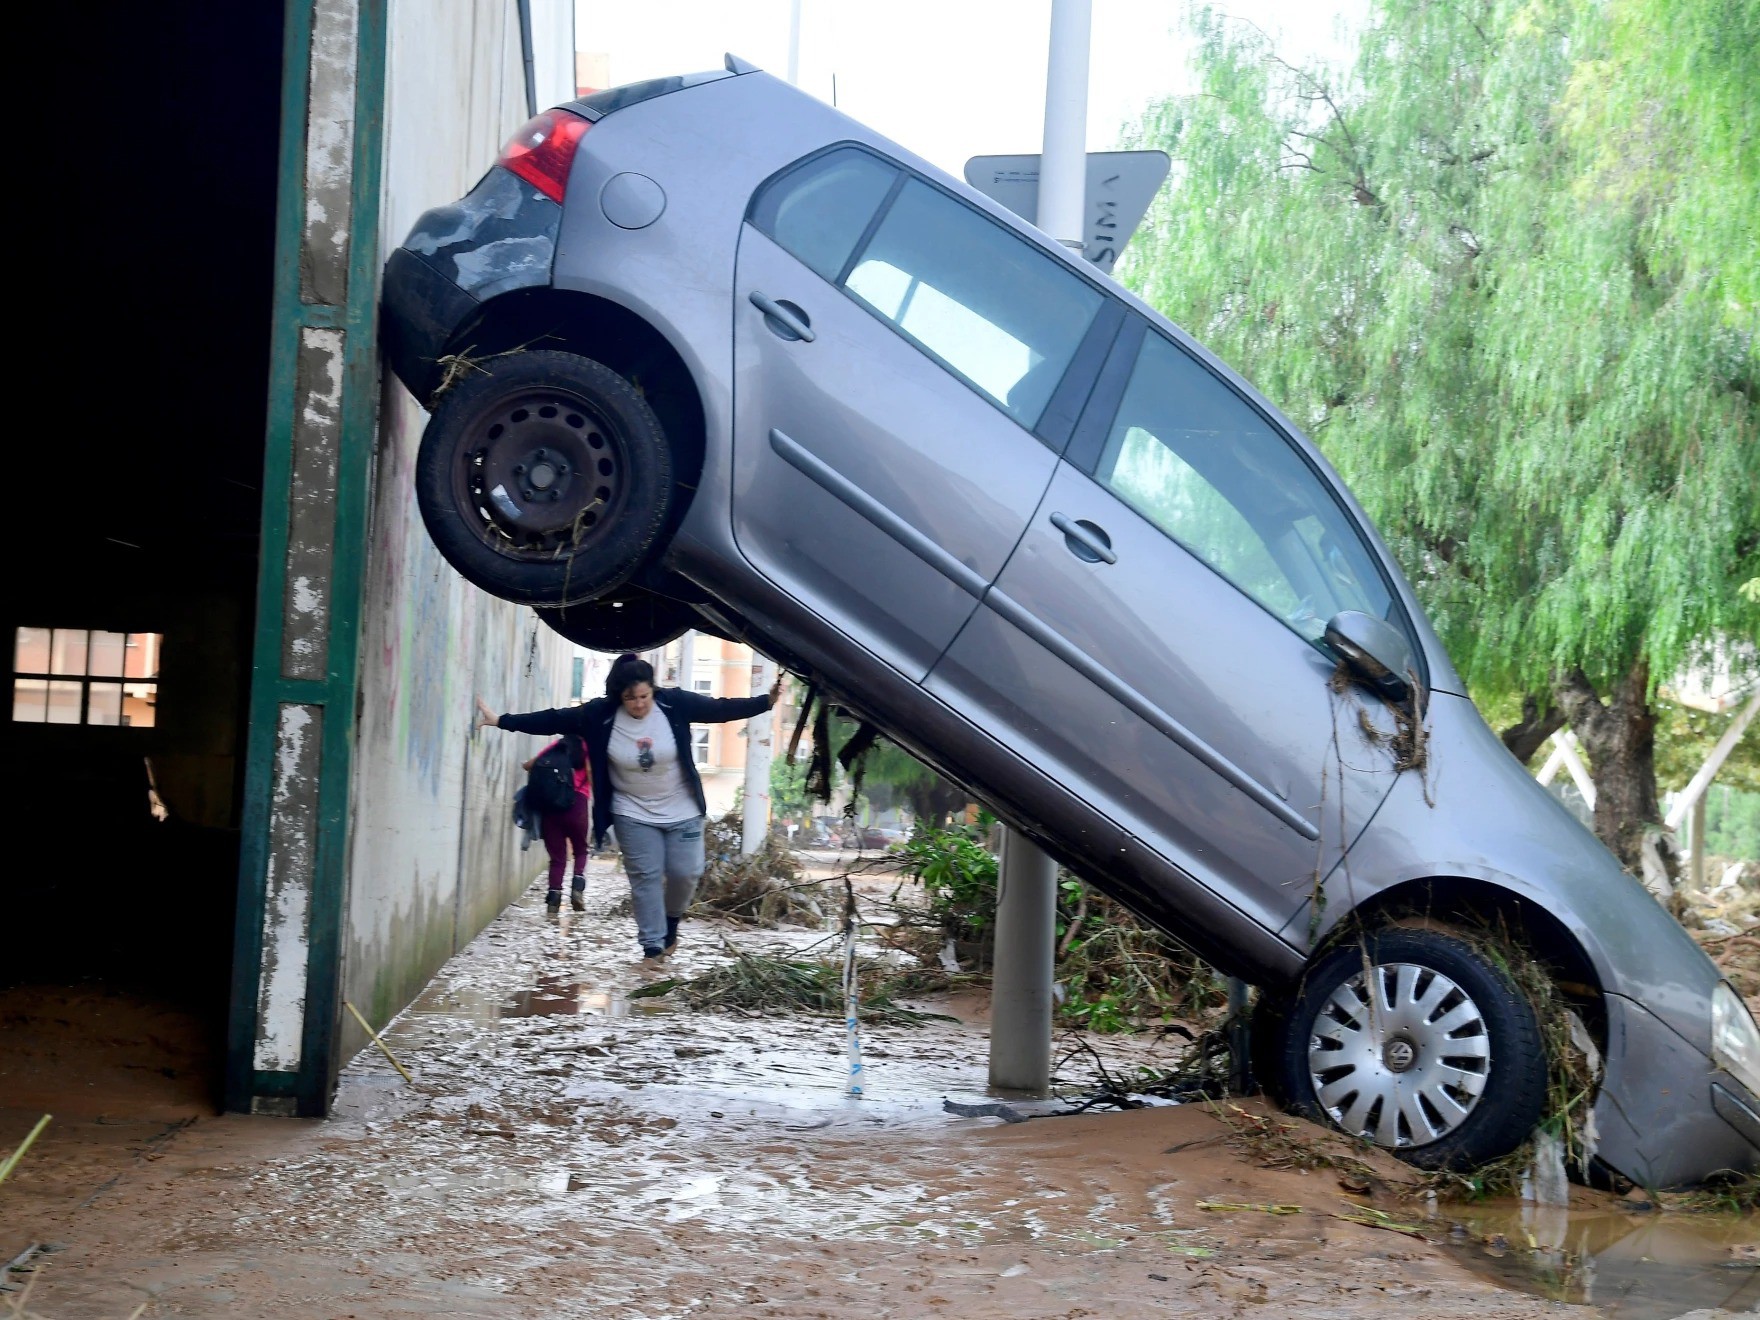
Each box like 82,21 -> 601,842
520,733 -> 591,911
475,654 -> 780,961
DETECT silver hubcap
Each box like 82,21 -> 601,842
1307,961 -> 1491,1148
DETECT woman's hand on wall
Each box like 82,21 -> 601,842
475,696 -> 499,730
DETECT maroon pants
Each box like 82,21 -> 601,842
540,792 -> 591,890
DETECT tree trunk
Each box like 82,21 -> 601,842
1552,663 -> 1679,898
1500,694 -> 1566,765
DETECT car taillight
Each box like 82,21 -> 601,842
497,109 -> 589,203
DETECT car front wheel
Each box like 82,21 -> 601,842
415,349 -> 673,605
1270,926 -> 1548,1169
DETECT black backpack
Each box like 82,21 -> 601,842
526,736 -> 584,815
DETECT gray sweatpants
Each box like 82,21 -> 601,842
613,814 -> 706,952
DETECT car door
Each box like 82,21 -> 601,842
927,319 -> 1414,936
732,146 -> 1112,681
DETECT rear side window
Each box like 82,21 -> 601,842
845,180 -> 1103,429
751,152 -> 1105,431
749,148 -> 898,281
1096,331 -> 1396,643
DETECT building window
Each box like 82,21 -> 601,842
692,727 -> 711,766
13,627 -> 161,727
693,679 -> 713,696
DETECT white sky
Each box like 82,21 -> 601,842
573,0 -> 1366,178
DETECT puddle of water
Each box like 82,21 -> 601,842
1439,1199 -> 1760,1319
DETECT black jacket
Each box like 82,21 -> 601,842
499,687 -> 772,845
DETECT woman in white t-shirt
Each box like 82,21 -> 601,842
478,653 -> 778,961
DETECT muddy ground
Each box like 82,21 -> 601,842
4,858 -> 1756,1320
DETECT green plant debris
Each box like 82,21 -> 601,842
692,812 -> 832,928
1196,1199 -> 1304,1215
636,946 -> 958,1027
1332,1201 -> 1431,1239
890,823 -> 1230,1032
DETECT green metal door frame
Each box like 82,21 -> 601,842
226,0 -> 387,1117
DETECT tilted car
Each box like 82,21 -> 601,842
380,58 -> 1760,1186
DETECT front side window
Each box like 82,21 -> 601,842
1096,332 -> 1395,644
751,152 -> 1105,431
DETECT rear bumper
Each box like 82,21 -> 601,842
380,166 -> 560,402
1593,992 -> 1760,1188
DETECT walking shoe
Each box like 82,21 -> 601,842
663,914 -> 681,955
570,874 -> 587,911
640,945 -> 666,963
545,889 -> 563,910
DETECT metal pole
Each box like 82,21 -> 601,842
675,629 -> 696,693
989,828 -> 1059,1092
1690,792 -> 1707,892
1038,0 -> 1091,251
740,655 -> 776,854
787,0 -> 803,86
986,0 -> 1093,1100
1226,977 -> 1251,1093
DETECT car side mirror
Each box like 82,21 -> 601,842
1323,611 -> 1416,704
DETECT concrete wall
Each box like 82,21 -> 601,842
338,0 -> 577,1039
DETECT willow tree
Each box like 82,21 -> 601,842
1122,0 -> 1759,874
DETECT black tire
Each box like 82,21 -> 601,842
415,349 -> 673,605
536,590 -> 700,653
1271,927 -> 1547,1170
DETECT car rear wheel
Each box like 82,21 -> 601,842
415,350 -> 673,605
1270,927 -> 1547,1169
536,589 -> 699,653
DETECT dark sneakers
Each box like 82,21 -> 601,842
570,874 -> 587,912
663,914 -> 681,955
545,888 -> 563,910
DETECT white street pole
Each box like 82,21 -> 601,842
675,629 -> 696,694
787,0 -> 803,86
1037,0 -> 1091,252
989,0 -> 1092,1096
741,655 -> 776,854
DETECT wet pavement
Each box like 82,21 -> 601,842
4,856 -> 1755,1318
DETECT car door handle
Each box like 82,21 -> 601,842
1050,512 -> 1117,564
748,290 -> 815,342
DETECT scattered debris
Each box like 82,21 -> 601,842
344,1000 -> 414,1083
943,1099 -> 1031,1124
1196,1199 -> 1303,1215
1333,1201 -> 1431,1239
630,945 -> 958,1026
0,1114 -> 51,1184
692,812 -> 832,927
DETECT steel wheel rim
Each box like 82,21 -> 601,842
451,387 -> 627,561
1307,960 -> 1492,1148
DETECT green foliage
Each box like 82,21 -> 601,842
1706,785 -> 1760,861
830,714 -> 969,824
1121,0 -> 1760,708
896,822 -> 998,952
769,755 -> 813,819
1654,700 -> 1760,796
896,826 -> 1228,1031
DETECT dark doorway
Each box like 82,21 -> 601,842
2,2 -> 287,1115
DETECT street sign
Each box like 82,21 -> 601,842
963,150 -> 1170,274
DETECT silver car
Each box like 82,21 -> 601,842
381,58 -> 1760,1187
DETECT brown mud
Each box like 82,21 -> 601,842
3,858 -> 1753,1319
